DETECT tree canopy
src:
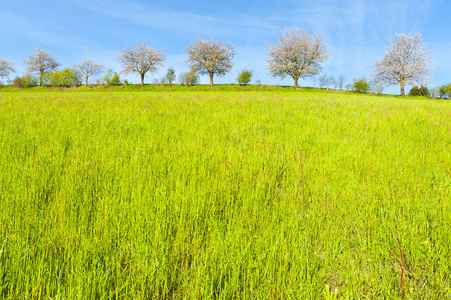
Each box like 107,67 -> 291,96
373,32 -> 434,96
24,46 -> 60,86
267,27 -> 330,89
0,58 -> 16,79
74,60 -> 104,86
118,44 -> 166,86
186,38 -> 236,86
236,69 -> 253,85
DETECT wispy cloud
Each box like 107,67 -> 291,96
0,10 -> 107,53
73,0 -> 277,40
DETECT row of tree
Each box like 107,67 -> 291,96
0,27 -> 444,96
337,77 -> 451,99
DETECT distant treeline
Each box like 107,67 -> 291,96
0,28 -> 450,97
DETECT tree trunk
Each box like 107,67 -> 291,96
400,82 -> 405,96
209,73 -> 214,86
294,77 -> 299,89
39,71 -> 44,86
86,76 -> 89,87
141,74 -> 145,87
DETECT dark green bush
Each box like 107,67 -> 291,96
408,85 -> 430,97
439,83 -> 451,99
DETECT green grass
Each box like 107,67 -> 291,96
0,83 -> 316,93
0,87 -> 450,298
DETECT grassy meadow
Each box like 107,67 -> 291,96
0,86 -> 450,299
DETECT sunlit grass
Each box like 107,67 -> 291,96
0,87 -> 450,298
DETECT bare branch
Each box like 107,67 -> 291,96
337,75 -> 345,90
0,58 -> 16,78
267,27 -> 330,89
185,38 -> 236,86
118,44 -> 166,86
24,46 -> 60,85
373,32 -> 435,96
73,60 -> 104,86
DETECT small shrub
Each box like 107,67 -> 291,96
103,70 -> 121,86
12,77 -> 24,88
178,72 -> 199,86
236,69 -> 253,85
439,83 -> 451,99
22,75 -> 39,88
408,85 -> 430,97
166,67 -> 176,85
353,78 -> 370,93
104,69 -> 114,85
111,72 -> 121,85
42,69 -> 79,87
187,72 -> 199,86
12,75 -> 38,88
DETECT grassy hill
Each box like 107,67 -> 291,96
0,87 -> 449,298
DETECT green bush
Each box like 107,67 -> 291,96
159,77 -> 167,85
43,68 -> 79,87
166,67 -> 176,85
352,78 -> 370,93
12,75 -> 38,88
408,85 -> 430,97
23,75 -> 39,87
104,69 -> 121,86
12,77 -> 24,88
187,72 -> 199,86
111,72 -> 121,85
104,69 -> 114,85
236,69 -> 253,85
439,83 -> 451,99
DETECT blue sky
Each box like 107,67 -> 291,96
1,0 -> 450,93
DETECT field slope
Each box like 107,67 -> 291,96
0,87 -> 450,298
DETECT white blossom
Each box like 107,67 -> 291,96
118,44 -> 166,86
373,32 -> 434,96
73,60 -> 104,86
267,27 -> 330,89
24,46 -> 60,85
185,38 -> 236,86
0,58 -> 15,78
